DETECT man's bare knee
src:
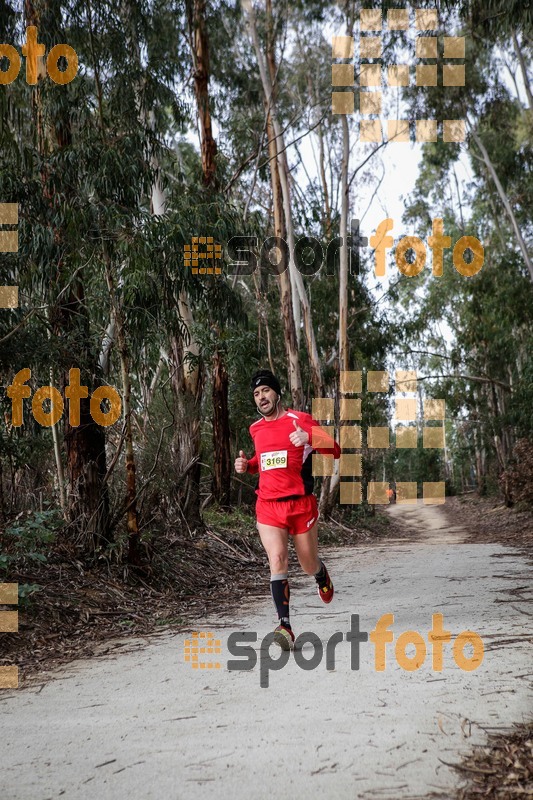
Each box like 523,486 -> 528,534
270,552 -> 288,574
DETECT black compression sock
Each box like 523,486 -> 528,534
314,560 -> 327,583
270,574 -> 290,623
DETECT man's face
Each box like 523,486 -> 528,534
253,385 -> 278,415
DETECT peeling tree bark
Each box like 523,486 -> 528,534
187,0 -> 218,187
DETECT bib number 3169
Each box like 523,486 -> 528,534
261,450 -> 288,471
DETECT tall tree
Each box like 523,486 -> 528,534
25,0 -> 111,552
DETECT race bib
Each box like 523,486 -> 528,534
261,450 -> 288,471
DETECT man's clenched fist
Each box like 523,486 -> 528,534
234,449 -> 248,473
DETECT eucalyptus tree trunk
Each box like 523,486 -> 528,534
253,270 -> 275,373
152,183 -> 203,524
321,114 -> 350,516
470,127 -> 533,282
244,0 -> 323,401
265,102 -> 303,409
212,342 -> 231,507
88,3 -> 140,561
102,248 -> 141,565
169,312 -> 203,525
264,1 -> 303,409
187,0 -> 218,187
316,106 -> 332,240
304,66 -> 333,240
26,0 -> 110,552
186,0 -> 232,511
276,129 -> 323,398
264,0 -> 300,342
45,309 -> 67,518
487,378 -> 513,478
512,31 -> 533,111
211,343 -> 231,507
339,115 -> 350,377
129,0 -> 206,526
473,398 -> 487,497
322,3 -> 356,517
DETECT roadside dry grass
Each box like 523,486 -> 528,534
443,495 -> 532,549
0,503 -> 400,685
453,722 -> 533,800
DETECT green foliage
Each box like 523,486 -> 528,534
0,0 -> 529,547
0,509 -> 62,604
2,509 -> 61,563
392,8 -> 533,496
203,504 -> 256,531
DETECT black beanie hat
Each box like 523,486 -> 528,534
250,369 -> 281,396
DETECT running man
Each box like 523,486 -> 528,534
234,369 -> 341,650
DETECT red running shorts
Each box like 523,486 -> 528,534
255,494 -> 319,535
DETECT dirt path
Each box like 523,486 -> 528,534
2,501 -> 532,799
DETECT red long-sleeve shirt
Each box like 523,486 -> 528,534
246,409 -> 340,501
